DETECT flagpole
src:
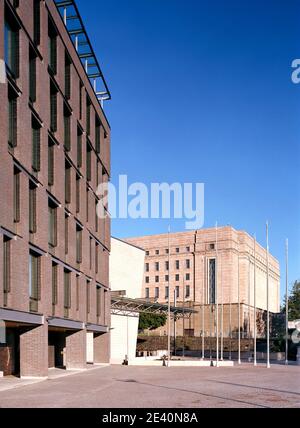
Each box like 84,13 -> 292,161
220,252 -> 223,361
167,225 -> 171,367
216,222 -> 219,367
202,256 -> 205,360
285,239 -> 289,366
238,252 -> 241,365
254,234 -> 257,366
266,221 -> 270,369
174,289 -> 177,357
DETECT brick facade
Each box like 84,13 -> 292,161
0,0 -> 111,377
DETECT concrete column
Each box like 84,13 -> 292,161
65,329 -> 87,370
20,324 -> 48,379
94,332 -> 110,364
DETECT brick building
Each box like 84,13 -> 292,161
126,227 -> 281,338
0,0 -> 111,377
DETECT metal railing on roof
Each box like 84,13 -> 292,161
54,0 -> 111,108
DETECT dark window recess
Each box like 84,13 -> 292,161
79,81 -> 83,119
76,225 -> 82,264
13,0 -> 19,8
29,252 -> 41,312
29,48 -> 37,103
65,52 -> 71,100
145,288 -> 150,299
155,287 -> 159,299
96,286 -> 101,318
86,142 -> 92,182
50,84 -> 57,133
4,17 -> 19,78
95,243 -> 99,274
65,161 -> 71,204
145,277 -> 149,284
176,286 -> 180,299
86,281 -> 90,316
77,128 -> 82,168
48,139 -> 55,186
48,19 -> 57,74
76,275 -> 80,311
95,199 -> 98,232
86,96 -> 91,136
86,187 -> 89,222
48,200 -> 58,248
175,274 -> 180,282
64,269 -> 71,317
52,262 -> 58,315
76,175 -> 80,214
65,214 -> 69,255
165,286 -> 169,299
3,237 -> 11,307
95,116 -> 101,153
8,89 -> 17,149
186,285 -> 191,299
64,106 -> 71,152
33,0 -> 41,45
32,117 -> 41,172
13,167 -> 20,223
29,181 -> 37,234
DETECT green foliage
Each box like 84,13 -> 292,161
139,313 -> 167,331
281,280 -> 300,321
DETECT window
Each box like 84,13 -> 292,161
155,276 -> 159,283
29,48 -> 37,103
209,259 -> 216,304
64,106 -> 71,152
165,275 -> 169,282
186,285 -> 191,299
145,276 -> 149,284
186,259 -> 191,269
186,247 -> 190,252
145,288 -> 150,299
186,273 -> 190,281
65,52 -> 71,100
76,225 -> 82,264
155,262 -> 159,271
52,262 -> 58,315
32,117 -> 41,172
175,260 -> 180,270
176,248 -> 180,253
86,186 -> 89,222
155,287 -> 159,299
5,17 -> 19,78
65,161 -> 71,204
86,96 -> 91,136
165,249 -> 169,254
76,275 -> 80,312
3,237 -> 11,307
165,286 -> 169,299
77,128 -> 83,168
210,244 -> 215,250
95,116 -> 101,153
165,261 -> 169,271
86,280 -> 91,316
175,274 -> 180,282
13,167 -> 20,223
48,199 -> 58,247
33,0 -> 41,45
86,142 -> 92,182
8,88 -> 17,149
50,83 -> 57,133
176,286 -> 180,299
79,81 -> 83,119
95,199 -> 98,232
145,263 -> 149,272
96,285 -> 101,318
76,175 -> 81,214
95,243 -> 99,274
29,252 -> 41,312
48,139 -> 55,186
48,19 -> 57,74
64,269 -> 71,317
65,214 -> 69,255
29,181 -> 37,234
155,250 -> 159,255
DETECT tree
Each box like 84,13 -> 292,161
281,280 -> 300,320
139,313 -> 167,331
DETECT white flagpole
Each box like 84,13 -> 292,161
285,239 -> 289,366
238,253 -> 241,365
216,222 -> 219,367
202,256 -> 205,360
167,225 -> 171,367
220,252 -> 223,361
254,234 -> 257,366
266,221 -> 270,369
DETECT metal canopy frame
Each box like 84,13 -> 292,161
54,0 -> 111,107
111,296 -> 196,320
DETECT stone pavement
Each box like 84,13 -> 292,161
0,363 -> 299,408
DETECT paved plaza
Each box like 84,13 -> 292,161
0,363 -> 299,408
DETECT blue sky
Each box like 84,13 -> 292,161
77,0 -> 300,300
